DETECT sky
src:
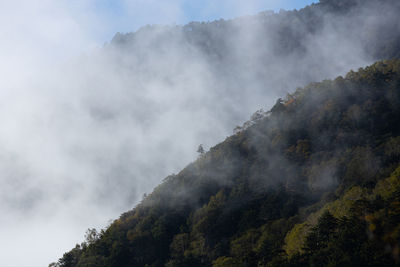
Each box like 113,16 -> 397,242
0,0 -> 329,266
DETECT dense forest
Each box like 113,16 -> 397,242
53,0 -> 400,266
54,59 -> 400,267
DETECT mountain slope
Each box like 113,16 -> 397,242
102,0 -> 400,138
109,0 -> 400,95
54,60 -> 400,266
51,0 -> 400,265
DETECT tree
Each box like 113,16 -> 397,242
197,144 -> 205,155
304,211 -> 337,252
84,228 -> 99,245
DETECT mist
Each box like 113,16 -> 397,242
0,0 -> 398,266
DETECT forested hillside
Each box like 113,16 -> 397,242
54,59 -> 400,266
108,0 -> 400,103
53,0 -> 400,266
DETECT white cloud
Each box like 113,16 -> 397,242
0,0 -> 389,266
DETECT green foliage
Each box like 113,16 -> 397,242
289,196 -> 400,266
56,58 -> 400,267
284,222 -> 309,257
212,256 -> 240,267
374,165 -> 400,199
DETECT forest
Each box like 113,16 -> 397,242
53,0 -> 400,266
53,59 -> 400,267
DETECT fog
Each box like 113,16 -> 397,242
0,0 -> 398,266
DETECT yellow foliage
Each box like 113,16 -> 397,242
284,223 -> 310,257
374,165 -> 400,199
284,165 -> 400,257
212,256 -> 240,267
369,223 -> 376,232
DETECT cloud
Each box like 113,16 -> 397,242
0,0 -> 396,266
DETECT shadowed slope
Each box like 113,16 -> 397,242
55,60 -> 400,267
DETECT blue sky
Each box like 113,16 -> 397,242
92,0 -> 318,41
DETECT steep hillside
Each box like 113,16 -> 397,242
108,0 -> 400,102
63,0 -> 400,215
54,60 -> 400,266
112,0 -> 400,60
